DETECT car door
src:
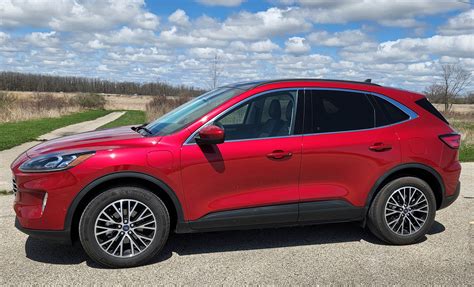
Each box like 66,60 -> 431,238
298,89 -> 401,222
180,89 -> 303,229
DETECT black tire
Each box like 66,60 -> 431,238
367,177 -> 436,245
79,186 -> 170,268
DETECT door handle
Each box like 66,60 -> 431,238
369,143 -> 392,152
267,150 -> 293,159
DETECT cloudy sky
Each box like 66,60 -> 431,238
0,0 -> 473,91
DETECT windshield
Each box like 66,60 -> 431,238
145,87 -> 243,136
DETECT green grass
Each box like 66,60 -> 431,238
0,110 -> 110,151
98,110 -> 146,129
459,144 -> 474,162
450,120 -> 474,162
0,190 -> 13,195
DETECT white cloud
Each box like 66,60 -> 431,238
280,0 -> 466,27
168,9 -> 190,26
95,27 -> 157,45
438,9 -> 474,35
194,7 -> 312,40
196,0 -> 245,7
25,31 -> 60,48
308,29 -> 370,47
341,34 -> 474,63
0,0 -> 159,31
285,37 -> 311,55
0,32 -> 10,45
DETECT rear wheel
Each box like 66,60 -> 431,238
79,186 -> 170,268
367,177 -> 436,245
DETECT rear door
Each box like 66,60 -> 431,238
298,89 -> 402,221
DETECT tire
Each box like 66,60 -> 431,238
79,186 -> 170,268
367,177 -> 436,245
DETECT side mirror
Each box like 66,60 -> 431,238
196,125 -> 225,145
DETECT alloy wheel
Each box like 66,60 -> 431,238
384,186 -> 429,236
94,199 -> 157,258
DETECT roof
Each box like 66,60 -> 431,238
224,78 -> 381,90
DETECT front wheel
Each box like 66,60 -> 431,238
79,186 -> 170,268
367,177 -> 436,245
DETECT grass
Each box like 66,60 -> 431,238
0,110 -> 110,151
98,110 -> 146,129
446,113 -> 474,162
0,190 -> 12,195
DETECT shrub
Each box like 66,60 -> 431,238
71,93 -> 106,109
0,92 -> 16,109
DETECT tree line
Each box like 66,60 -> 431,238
0,71 -> 204,97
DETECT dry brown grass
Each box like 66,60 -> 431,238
0,91 -> 108,123
443,111 -> 474,146
145,96 -> 192,122
0,92 -> 81,122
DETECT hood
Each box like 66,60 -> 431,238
26,126 -> 149,158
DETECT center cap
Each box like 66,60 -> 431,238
123,225 -> 130,231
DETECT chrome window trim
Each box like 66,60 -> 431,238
183,87 -> 418,145
184,88 -> 300,145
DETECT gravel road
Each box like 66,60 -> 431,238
0,164 -> 472,285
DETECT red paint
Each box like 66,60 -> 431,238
11,80 -> 461,232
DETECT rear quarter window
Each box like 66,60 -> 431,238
371,95 -> 410,127
415,98 -> 449,125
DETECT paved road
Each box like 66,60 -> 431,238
0,165 -> 472,285
0,112 -> 125,191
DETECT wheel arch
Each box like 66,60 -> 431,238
366,163 -> 445,212
66,172 -> 185,242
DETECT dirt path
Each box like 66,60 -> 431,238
0,112 -> 125,190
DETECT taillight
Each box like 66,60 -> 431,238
439,133 -> 461,149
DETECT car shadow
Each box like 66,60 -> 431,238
24,220 -> 446,268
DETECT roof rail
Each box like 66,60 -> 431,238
254,78 -> 380,87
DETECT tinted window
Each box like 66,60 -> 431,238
306,90 -> 375,133
213,90 -> 297,141
415,98 -> 449,124
372,95 -> 409,126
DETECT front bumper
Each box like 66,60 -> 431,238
439,181 -> 460,210
15,217 -> 72,245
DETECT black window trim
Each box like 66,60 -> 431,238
302,88 -> 418,137
184,88 -> 302,145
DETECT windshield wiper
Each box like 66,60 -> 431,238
132,124 -> 152,135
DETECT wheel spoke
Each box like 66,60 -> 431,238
94,199 -> 157,258
385,186 -> 429,236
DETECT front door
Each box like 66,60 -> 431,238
180,89 -> 303,228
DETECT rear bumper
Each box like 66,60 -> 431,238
439,181 -> 460,210
15,217 -> 72,245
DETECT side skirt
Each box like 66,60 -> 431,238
176,200 -> 365,233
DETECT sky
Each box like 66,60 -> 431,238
0,0 -> 473,91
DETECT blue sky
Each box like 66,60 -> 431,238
0,0 -> 473,91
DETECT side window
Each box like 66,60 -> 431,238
214,90 -> 297,141
372,95 -> 410,126
307,90 -> 375,133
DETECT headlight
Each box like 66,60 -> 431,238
19,151 -> 95,172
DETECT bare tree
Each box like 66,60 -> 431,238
424,83 -> 444,103
209,54 -> 221,89
439,64 -> 471,112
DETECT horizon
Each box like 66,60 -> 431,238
0,0 -> 473,92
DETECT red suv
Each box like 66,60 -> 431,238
12,79 -> 461,267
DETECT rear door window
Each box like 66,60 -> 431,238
305,90 -> 375,133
